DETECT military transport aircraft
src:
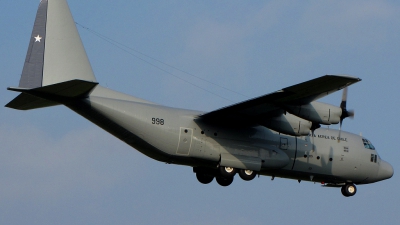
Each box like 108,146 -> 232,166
6,0 -> 393,197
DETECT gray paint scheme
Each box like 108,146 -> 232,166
6,0 -> 393,197
42,0 -> 96,86
19,0 -> 48,88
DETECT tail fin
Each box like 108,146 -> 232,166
6,0 -> 97,110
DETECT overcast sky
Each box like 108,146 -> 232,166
1,1 -> 400,224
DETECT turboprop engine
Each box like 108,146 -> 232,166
263,88 -> 355,137
261,113 -> 312,136
284,101 -> 342,125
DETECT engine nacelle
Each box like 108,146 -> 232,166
261,113 -> 312,136
285,101 -> 342,125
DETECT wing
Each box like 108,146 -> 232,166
199,75 -> 361,125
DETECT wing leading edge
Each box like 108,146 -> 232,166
199,75 -> 361,125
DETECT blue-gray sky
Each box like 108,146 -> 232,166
1,1 -> 399,224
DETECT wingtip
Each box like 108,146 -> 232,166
326,74 -> 361,81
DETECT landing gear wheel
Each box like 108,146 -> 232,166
238,169 -> 257,181
216,176 -> 234,187
341,183 -> 357,197
341,186 -> 346,196
196,173 -> 214,184
219,166 -> 237,178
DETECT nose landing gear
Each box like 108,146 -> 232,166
341,183 -> 357,197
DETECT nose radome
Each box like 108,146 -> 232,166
378,160 -> 394,181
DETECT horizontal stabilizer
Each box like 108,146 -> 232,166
5,93 -> 59,110
6,80 -> 98,110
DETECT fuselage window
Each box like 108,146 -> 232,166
370,154 -> 378,163
362,139 -> 375,150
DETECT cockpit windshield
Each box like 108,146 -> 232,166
362,138 -> 375,150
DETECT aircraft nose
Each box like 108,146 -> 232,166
378,160 -> 394,181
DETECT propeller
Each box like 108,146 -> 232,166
338,87 -> 355,142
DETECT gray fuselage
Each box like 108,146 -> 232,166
67,85 -> 392,185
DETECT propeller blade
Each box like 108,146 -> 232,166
338,87 -> 350,142
340,87 -> 354,120
347,109 -> 355,119
340,87 -> 348,109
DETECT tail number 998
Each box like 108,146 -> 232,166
152,118 -> 164,125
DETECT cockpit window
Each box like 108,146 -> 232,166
362,138 -> 375,150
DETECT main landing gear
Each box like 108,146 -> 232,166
194,166 -> 257,187
239,169 -> 257,181
216,176 -> 234,186
196,173 -> 214,184
341,183 -> 357,197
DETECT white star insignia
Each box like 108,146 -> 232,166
34,35 -> 42,42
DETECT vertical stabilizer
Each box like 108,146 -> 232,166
6,0 -> 98,110
19,0 -> 96,89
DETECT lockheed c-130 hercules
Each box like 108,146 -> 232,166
6,0 -> 393,197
